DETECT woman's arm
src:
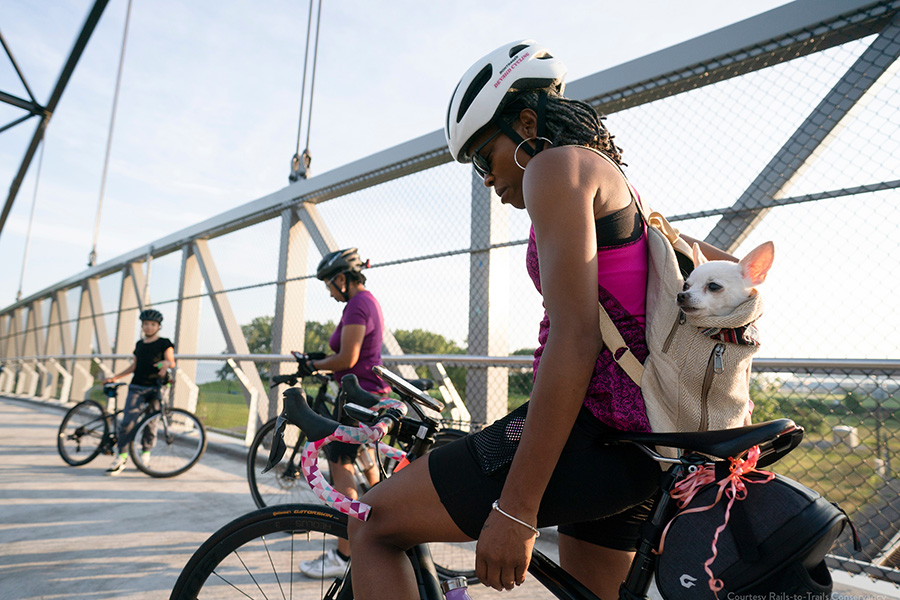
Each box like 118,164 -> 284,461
475,148 -> 605,591
107,357 -> 136,382
158,346 -> 176,376
312,324 -> 365,372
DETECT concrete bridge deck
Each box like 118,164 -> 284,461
0,396 -> 893,600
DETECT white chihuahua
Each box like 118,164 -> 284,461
676,241 -> 775,318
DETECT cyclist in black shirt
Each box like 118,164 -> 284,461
104,309 -> 176,475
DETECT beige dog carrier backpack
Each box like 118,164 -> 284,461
589,145 -> 763,434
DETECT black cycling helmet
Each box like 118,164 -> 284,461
139,308 -> 163,324
316,248 -> 365,281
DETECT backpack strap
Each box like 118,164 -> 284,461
581,146 -> 693,387
598,303 -> 644,386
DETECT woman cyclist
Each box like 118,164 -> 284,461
347,41 -> 734,599
294,248 -> 390,578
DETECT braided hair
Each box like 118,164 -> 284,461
497,90 -> 624,165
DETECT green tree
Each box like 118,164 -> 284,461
394,329 -> 466,393
509,348 -> 536,399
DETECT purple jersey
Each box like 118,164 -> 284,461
329,290 -> 389,394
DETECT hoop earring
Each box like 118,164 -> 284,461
514,136 -> 555,170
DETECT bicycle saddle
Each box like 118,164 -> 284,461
103,382 -> 128,396
341,374 -> 382,408
599,419 -> 803,467
408,378 -> 434,391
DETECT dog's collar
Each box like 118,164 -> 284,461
700,322 -> 760,346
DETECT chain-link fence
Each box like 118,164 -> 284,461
2,0 -> 900,585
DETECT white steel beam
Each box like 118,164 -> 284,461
71,284 -> 95,401
173,244 -> 202,411
706,12 -> 900,251
192,239 -> 266,422
466,171 -> 509,426
269,208 -> 311,420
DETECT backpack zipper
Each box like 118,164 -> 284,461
662,310 -> 685,353
699,343 -> 726,431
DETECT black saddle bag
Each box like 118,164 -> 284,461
655,465 -> 849,600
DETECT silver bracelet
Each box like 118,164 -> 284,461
491,500 -> 540,537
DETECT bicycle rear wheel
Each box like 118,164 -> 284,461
248,418 -> 320,507
57,400 -> 109,466
170,504 -> 352,600
130,407 -> 207,477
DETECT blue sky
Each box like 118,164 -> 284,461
0,0 -> 793,308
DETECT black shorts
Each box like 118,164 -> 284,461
428,404 -> 659,551
324,441 -> 362,464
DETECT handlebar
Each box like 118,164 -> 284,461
269,351 -> 329,388
265,386 -> 407,521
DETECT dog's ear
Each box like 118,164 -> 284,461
691,243 -> 708,268
740,241 -> 775,286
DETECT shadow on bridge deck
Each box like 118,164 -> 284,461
0,396 -> 892,600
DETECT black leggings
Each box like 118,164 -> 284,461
428,405 -> 659,551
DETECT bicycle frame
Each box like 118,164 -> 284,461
262,367 -> 803,600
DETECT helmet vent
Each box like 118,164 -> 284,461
535,51 -> 553,60
456,64 -> 492,123
509,44 -> 528,57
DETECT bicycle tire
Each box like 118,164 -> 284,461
427,428 -> 478,581
170,504 -> 353,600
130,407 -> 207,478
57,400 -> 109,466
247,418 -> 320,507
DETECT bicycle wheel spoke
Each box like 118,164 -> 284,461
260,535 -> 288,600
171,505 -> 350,600
210,570 -> 258,600
57,401 -> 109,466
131,408 -> 206,477
234,549 -> 271,600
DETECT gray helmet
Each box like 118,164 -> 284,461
316,248 -> 365,281
139,308 -> 163,324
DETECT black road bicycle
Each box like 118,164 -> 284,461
172,366 -> 819,600
247,352 -> 475,580
57,377 -> 207,478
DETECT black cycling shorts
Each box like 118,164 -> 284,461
324,440 -> 362,464
428,404 -> 658,551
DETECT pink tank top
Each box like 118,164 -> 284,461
526,202 -> 652,432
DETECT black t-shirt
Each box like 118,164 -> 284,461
131,337 -> 174,386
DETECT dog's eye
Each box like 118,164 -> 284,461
682,282 -> 689,291
708,282 -> 723,292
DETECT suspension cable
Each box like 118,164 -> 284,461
88,0 -> 133,267
289,0 -> 323,182
16,140 -> 44,302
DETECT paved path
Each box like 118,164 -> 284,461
1,395 -> 895,600
0,396 -> 559,600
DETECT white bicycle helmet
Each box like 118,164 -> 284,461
445,39 -> 567,163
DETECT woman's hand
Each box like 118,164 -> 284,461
475,508 -> 536,591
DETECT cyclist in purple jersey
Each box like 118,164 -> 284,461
294,248 -> 389,578
327,290 -> 390,396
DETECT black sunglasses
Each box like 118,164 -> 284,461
471,128 -> 503,179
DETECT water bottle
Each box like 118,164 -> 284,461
441,576 -> 474,600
